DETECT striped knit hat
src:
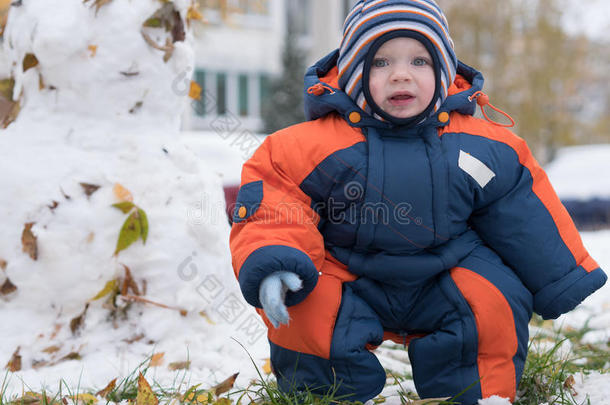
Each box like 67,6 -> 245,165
338,0 -> 457,121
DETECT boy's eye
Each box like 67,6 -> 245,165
413,57 -> 430,67
372,58 -> 389,68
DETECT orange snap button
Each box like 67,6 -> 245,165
349,111 -> 361,123
238,206 -> 247,218
438,111 -> 450,123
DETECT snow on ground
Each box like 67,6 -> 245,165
545,144 -> 610,200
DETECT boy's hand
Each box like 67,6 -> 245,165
259,271 -> 303,328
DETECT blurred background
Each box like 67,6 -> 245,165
174,0 -> 609,161
0,0 -> 608,228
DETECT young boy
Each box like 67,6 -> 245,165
229,1 -> 607,403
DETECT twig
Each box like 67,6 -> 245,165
120,294 -> 187,316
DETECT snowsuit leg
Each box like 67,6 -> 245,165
267,258 -> 386,403
407,245 -> 533,404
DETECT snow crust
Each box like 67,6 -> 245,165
0,0 -> 268,397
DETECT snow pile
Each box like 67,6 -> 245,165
545,144 -> 610,200
0,0 -> 267,397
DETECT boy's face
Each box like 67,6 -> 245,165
368,37 -> 436,119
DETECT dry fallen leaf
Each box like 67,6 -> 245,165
564,375 -> 577,396
136,372 -> 159,405
38,73 -> 45,90
168,361 -> 190,371
86,232 -> 95,243
42,345 -> 61,354
88,44 -> 98,57
48,200 -> 59,211
199,311 -> 215,325
113,183 -> 133,202
212,373 -> 239,396
70,303 -> 89,335
85,0 -> 114,15
80,182 -> 101,197
0,277 -> 17,296
96,378 -> 117,399
5,346 -> 21,371
23,53 -> 39,72
21,222 -> 38,260
0,258 -> 6,270
2,99 -> 20,129
122,264 -> 141,296
150,352 -> 164,367
59,352 -> 81,362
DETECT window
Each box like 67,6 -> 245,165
216,72 -> 227,115
260,74 -> 271,106
194,69 -> 206,117
238,74 -> 249,116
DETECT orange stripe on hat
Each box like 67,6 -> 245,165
339,10 -> 448,81
451,267 -> 518,402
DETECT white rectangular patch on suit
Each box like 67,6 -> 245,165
458,150 -> 496,188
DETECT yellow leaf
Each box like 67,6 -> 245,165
76,393 -> 99,404
113,183 -> 133,202
137,208 -> 149,244
187,6 -> 204,22
91,279 -> 119,301
262,358 -> 271,375
189,80 -> 202,100
213,399 -> 231,405
0,78 -> 14,101
150,352 -> 164,367
112,201 -> 136,214
136,373 -> 159,405
88,45 -> 98,57
114,211 -> 142,255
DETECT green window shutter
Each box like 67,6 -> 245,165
194,69 -> 206,117
259,74 -> 270,105
216,72 -> 227,115
238,74 -> 249,117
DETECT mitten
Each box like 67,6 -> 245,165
258,271 -> 303,328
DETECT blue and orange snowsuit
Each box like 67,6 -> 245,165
229,51 -> 607,403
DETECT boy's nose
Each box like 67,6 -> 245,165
390,65 -> 413,82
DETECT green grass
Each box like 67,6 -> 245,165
0,319 -> 607,405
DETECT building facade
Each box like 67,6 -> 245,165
183,0 -> 358,133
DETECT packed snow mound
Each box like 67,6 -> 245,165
4,0 -> 195,132
0,0 -> 268,396
545,144 -> 610,200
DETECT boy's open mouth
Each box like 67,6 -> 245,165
389,92 -> 415,105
